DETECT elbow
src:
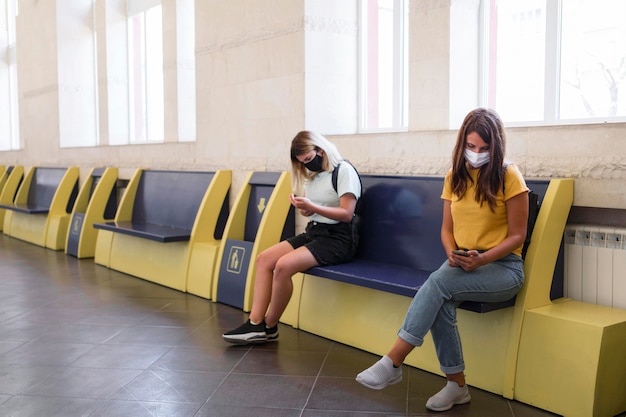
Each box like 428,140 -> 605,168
512,232 -> 526,247
341,209 -> 356,223
342,214 -> 355,223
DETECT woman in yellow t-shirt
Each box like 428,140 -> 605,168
356,108 -> 529,412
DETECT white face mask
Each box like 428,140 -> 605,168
464,149 -> 490,168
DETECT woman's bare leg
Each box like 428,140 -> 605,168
248,241 -> 295,324
386,337 -> 416,367
264,246 -> 317,327
446,372 -> 466,386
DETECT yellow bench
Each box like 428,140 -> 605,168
94,169 -> 231,292
292,177 -> 583,411
514,291 -> 626,417
0,166 -> 24,232
0,166 -> 79,249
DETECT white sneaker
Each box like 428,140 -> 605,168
425,380 -> 471,411
355,355 -> 402,390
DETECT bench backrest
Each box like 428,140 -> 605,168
133,170 -> 215,231
244,172 -> 295,242
357,175 -> 555,274
28,167 -> 75,211
357,175 -> 447,272
88,168 -> 118,219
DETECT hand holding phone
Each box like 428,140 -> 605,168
452,249 -> 469,257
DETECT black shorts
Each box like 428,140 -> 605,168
286,220 -> 359,266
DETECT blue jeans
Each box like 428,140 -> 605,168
397,254 -> 524,374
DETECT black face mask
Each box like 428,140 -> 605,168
304,154 -> 324,172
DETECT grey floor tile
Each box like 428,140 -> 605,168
23,367 -> 142,399
195,402 -> 303,417
70,343 -> 170,369
150,345 -> 249,373
308,376 -> 409,414
35,323 -> 126,344
89,399 -> 200,417
104,325 -> 193,346
233,348 -> 328,376
208,373 -> 316,409
0,395 -> 101,417
0,320 -> 57,342
112,369 -> 225,404
0,341 -> 25,356
0,341 -> 96,366
302,411 -> 404,417
0,364 -> 61,395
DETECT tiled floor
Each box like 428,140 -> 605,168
0,234 -> 566,416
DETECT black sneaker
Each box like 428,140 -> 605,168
223,319 -> 268,344
265,323 -> 279,341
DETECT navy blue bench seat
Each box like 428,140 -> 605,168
305,174 -> 555,313
94,221 -> 193,243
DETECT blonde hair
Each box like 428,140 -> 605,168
290,130 -> 343,193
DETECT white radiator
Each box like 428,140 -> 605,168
564,224 -> 626,309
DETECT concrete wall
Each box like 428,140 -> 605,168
1,0 -> 625,212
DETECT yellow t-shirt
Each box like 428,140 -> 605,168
441,164 -> 529,257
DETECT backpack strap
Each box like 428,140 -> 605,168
502,161 -> 510,194
332,163 -> 340,193
332,160 -> 362,196
503,161 -> 539,259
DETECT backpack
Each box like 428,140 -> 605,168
331,161 -> 363,222
523,191 -> 539,258
503,162 -> 539,259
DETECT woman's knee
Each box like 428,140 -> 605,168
424,270 -> 445,290
256,249 -> 278,271
273,258 -> 297,282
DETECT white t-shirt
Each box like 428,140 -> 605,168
305,162 -> 361,224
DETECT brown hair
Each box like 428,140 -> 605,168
450,108 -> 506,210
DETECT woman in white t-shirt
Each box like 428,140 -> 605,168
356,108 -> 529,412
223,130 -> 361,345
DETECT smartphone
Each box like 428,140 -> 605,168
452,249 -> 469,257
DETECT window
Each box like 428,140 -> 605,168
0,0 -> 19,151
359,0 -> 408,132
483,0 -> 626,124
128,0 -> 163,142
